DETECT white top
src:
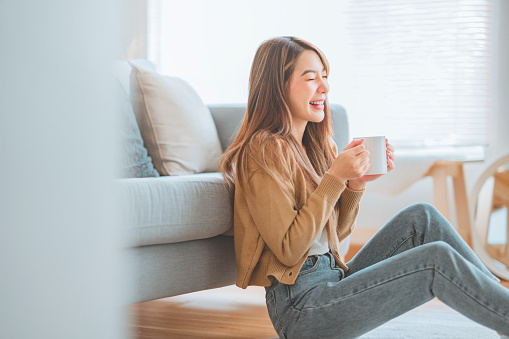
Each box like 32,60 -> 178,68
308,228 -> 329,256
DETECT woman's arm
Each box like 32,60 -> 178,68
244,168 -> 346,267
335,187 -> 364,241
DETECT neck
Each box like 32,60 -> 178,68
291,121 -> 307,149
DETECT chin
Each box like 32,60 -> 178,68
310,111 -> 325,123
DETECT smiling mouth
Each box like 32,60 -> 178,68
310,100 -> 325,108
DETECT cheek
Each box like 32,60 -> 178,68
288,86 -> 305,106
288,81 -> 315,108
295,85 -> 314,102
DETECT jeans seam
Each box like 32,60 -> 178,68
267,290 -> 287,338
293,264 -> 509,324
386,233 -> 418,259
434,267 -> 509,322
294,265 -> 434,311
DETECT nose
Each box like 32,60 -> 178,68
319,77 -> 329,94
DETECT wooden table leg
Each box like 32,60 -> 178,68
426,161 -> 472,247
452,164 -> 472,246
431,166 -> 451,220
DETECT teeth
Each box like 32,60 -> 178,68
310,101 -> 324,105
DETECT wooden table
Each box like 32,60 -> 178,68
425,160 -> 478,247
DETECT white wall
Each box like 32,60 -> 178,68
489,0 -> 509,162
0,1 -> 127,338
153,0 -> 351,108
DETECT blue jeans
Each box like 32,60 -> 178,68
265,203 -> 509,339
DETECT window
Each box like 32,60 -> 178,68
344,0 -> 491,151
147,0 -> 491,154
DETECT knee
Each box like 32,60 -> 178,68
401,202 -> 451,234
400,202 -> 436,224
417,241 -> 455,262
429,241 -> 453,253
408,202 -> 439,216
405,202 -> 446,223
426,241 -> 458,263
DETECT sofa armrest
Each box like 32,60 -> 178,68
208,103 -> 350,152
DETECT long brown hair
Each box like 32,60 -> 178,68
220,36 -> 336,200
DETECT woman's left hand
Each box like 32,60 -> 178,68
347,139 -> 396,190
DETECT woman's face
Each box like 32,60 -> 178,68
287,50 -> 329,127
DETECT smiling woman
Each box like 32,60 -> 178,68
218,36 -> 509,338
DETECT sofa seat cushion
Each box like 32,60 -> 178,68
116,172 -> 233,247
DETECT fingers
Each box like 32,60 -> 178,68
359,154 -> 370,167
387,149 -> 395,161
350,144 -> 369,156
344,138 -> 364,150
387,158 -> 396,172
360,157 -> 371,174
386,145 -> 395,172
383,139 -> 396,173
386,138 -> 395,153
352,152 -> 370,177
349,144 -> 370,177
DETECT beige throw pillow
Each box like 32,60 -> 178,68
129,62 -> 223,175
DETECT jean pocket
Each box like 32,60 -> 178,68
286,270 -> 321,306
298,255 -> 320,277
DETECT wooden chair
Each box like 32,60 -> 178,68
477,169 -> 509,266
470,153 -> 509,280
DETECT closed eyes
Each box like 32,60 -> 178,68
307,76 -> 328,81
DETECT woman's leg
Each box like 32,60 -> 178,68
268,242 -> 509,339
346,202 -> 498,282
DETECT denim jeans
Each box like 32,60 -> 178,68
264,203 -> 509,339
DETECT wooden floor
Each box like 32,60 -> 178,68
128,244 -> 509,338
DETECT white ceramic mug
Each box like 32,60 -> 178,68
353,136 -> 387,175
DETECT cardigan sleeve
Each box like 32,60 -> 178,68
335,187 -> 364,241
245,165 -> 346,267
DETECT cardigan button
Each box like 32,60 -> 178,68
289,272 -> 293,276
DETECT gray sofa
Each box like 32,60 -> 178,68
115,63 -> 351,304
118,103 -> 350,304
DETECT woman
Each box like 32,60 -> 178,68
219,36 -> 509,339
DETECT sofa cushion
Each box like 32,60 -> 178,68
129,61 -> 223,175
116,172 -> 233,247
115,80 -> 160,178
113,59 -> 156,94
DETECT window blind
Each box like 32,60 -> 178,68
146,0 -> 492,152
344,0 -> 492,148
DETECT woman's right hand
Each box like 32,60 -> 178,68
327,139 -> 370,183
